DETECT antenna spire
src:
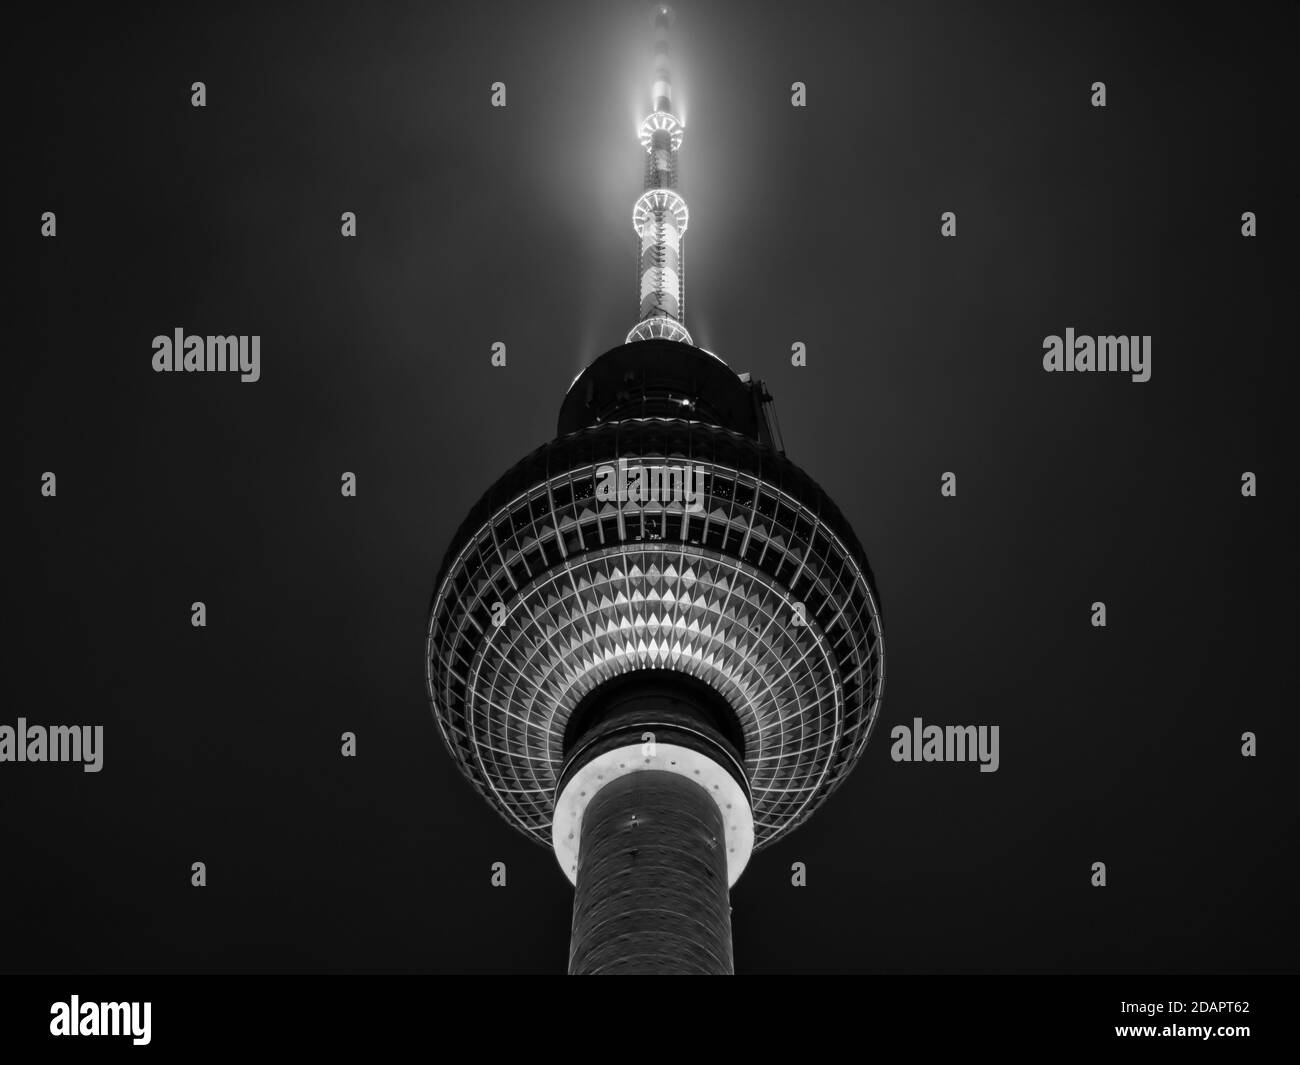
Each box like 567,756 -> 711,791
626,4 -> 693,345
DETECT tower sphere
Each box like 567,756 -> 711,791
425,340 -> 886,877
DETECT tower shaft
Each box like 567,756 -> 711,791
553,671 -> 752,976
569,771 -> 733,975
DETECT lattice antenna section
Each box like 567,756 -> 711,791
627,5 -> 694,347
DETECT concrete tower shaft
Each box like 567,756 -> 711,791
557,670 -> 749,974
568,771 -> 733,974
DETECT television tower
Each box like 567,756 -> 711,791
425,3 -> 886,975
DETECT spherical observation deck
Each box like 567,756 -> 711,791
425,341 -> 886,864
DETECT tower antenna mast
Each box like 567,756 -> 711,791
627,4 -> 693,345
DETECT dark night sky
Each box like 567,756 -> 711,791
13,0 -> 1294,973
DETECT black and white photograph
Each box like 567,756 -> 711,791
10,0 -> 1293,1046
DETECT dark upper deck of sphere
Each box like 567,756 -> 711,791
425,341 -> 886,851
559,340 -> 765,440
